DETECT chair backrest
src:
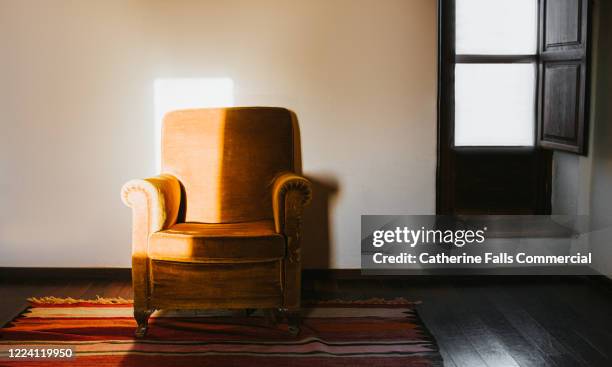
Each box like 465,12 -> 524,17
162,107 -> 296,223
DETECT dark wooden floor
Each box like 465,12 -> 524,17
1,275 -> 611,367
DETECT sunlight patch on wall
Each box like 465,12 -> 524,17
153,78 -> 234,171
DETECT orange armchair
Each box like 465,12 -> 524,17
121,107 -> 311,337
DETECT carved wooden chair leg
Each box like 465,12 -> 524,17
280,308 -> 301,336
134,309 -> 153,338
287,311 -> 301,336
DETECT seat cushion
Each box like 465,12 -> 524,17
149,220 -> 285,262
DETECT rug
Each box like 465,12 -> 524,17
0,297 -> 442,366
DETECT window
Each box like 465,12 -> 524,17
454,0 -> 538,147
436,0 -> 591,215
444,0 -> 591,151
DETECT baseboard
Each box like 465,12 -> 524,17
2,267 -> 611,288
302,269 -> 361,279
0,268 -> 353,281
0,267 -> 132,280
303,268 -> 609,285
0,267 -> 358,281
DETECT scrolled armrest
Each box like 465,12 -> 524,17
272,172 -> 312,234
121,174 -> 181,256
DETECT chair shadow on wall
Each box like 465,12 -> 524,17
301,175 -> 338,270
288,109 -> 339,270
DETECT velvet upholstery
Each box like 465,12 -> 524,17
121,107 -> 311,337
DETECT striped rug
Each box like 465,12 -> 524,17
0,297 -> 442,366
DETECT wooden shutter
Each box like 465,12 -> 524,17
537,0 -> 591,155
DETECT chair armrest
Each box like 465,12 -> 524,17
272,172 -> 312,234
121,174 -> 181,257
272,172 -> 311,307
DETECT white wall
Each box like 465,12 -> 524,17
0,0 -> 438,268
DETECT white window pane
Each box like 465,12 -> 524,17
456,0 -> 537,55
455,64 -> 535,146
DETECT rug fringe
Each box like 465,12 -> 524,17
27,296 -> 132,305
